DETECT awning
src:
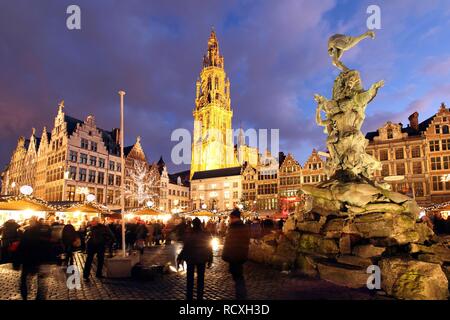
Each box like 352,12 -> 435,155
130,207 -> 166,216
183,210 -> 216,217
0,195 -> 54,212
54,201 -> 110,214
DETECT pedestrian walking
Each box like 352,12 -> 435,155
83,217 -> 115,280
62,221 -> 79,266
222,209 -> 250,300
177,218 -> 213,300
135,220 -> 148,255
16,217 -> 53,300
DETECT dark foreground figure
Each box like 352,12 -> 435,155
177,218 -> 213,300
222,209 -> 250,300
83,217 -> 115,280
16,218 -> 52,300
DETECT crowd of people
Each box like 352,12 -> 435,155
0,211 -> 288,300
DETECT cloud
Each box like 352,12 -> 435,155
0,0 -> 449,171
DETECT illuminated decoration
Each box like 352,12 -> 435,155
201,203 -> 207,209
418,210 -> 426,219
20,185 -> 33,196
211,237 -> 220,251
11,182 -> 16,188
442,211 -> 449,220
441,174 -> 450,182
76,186 -> 90,196
146,200 -> 154,208
384,175 -> 405,182
237,203 -> 243,210
191,30 -> 237,178
86,194 -> 96,202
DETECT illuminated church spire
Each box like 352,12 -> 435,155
191,29 -> 236,178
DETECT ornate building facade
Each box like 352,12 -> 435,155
366,103 -> 450,206
0,102 -> 175,211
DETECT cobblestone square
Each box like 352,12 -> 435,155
0,243 -> 384,300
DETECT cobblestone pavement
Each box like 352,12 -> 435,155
0,242 -> 384,300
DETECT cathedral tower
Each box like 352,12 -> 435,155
191,30 -> 236,178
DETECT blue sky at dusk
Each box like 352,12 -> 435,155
1,0 -> 450,173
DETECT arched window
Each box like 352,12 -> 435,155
215,77 -> 219,89
387,129 -> 393,139
443,125 -> 449,134
207,77 -> 212,90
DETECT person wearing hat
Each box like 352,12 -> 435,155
222,208 -> 250,300
177,217 -> 213,300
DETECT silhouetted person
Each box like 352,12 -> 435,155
16,218 -> 52,300
222,209 -> 250,300
83,217 -> 114,280
177,218 -> 213,300
62,222 -> 78,266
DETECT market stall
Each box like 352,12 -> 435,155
0,195 -> 54,225
127,206 -> 172,223
52,201 -> 111,228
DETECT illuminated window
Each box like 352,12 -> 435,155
387,129 -> 393,139
379,150 -> 388,161
395,148 -> 404,160
432,176 -> 443,191
431,157 -> 442,170
429,140 -> 440,152
411,146 -> 421,158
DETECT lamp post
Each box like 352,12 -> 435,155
119,90 -> 126,257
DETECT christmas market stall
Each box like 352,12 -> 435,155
182,209 -> 218,222
51,201 -> 111,228
424,202 -> 450,234
127,206 -> 172,223
0,195 -> 54,225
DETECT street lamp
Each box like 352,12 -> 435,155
146,200 -> 154,208
86,194 -> 96,202
119,90 -> 126,257
20,185 -> 33,196
201,203 -> 207,210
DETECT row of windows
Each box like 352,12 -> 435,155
69,151 -> 120,171
257,184 -> 278,195
242,192 -> 256,200
280,165 -> 300,173
80,138 -> 98,152
46,167 -> 64,183
381,162 -> 423,176
168,189 -> 189,197
432,176 -> 450,191
243,182 -> 256,190
193,182 -> 239,191
258,173 -> 277,180
256,198 -> 278,210
430,156 -> 450,171
429,139 -> 450,152
68,166 -> 121,185
280,176 -> 301,186
303,175 -> 325,183
51,138 -> 64,151
376,146 -> 422,161
47,151 -> 66,166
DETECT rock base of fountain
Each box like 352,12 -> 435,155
249,179 -> 450,300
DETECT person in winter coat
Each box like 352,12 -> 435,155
83,217 -> 115,280
135,220 -> 148,255
62,222 -> 79,266
177,218 -> 213,300
16,217 -> 53,300
222,209 -> 250,300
